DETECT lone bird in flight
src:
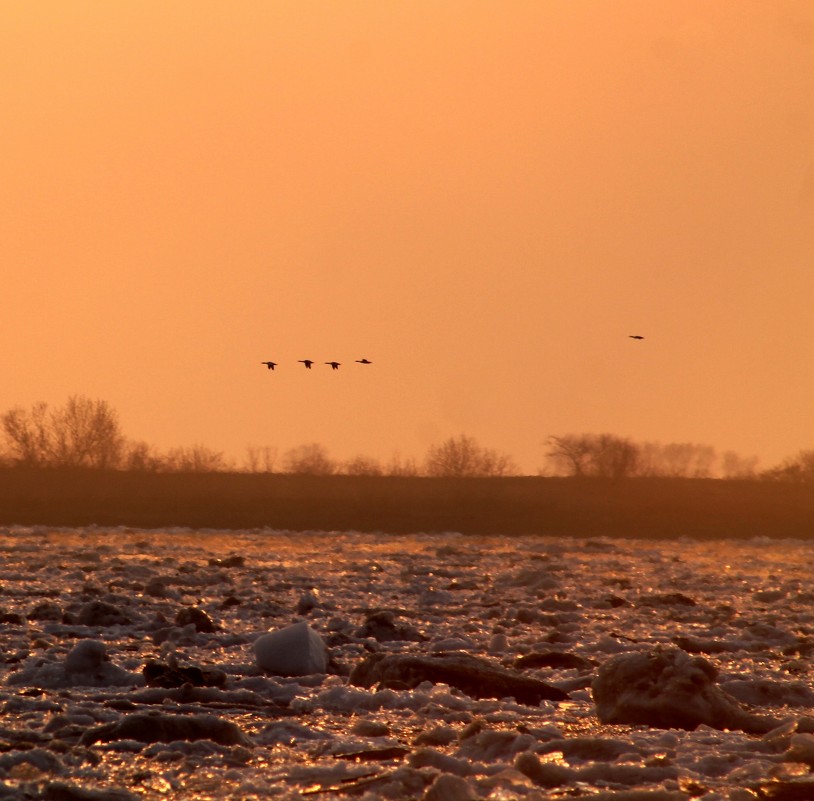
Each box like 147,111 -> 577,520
325,361 -> 341,370
298,359 -> 314,369
629,335 -> 645,340
355,358 -> 372,364
261,361 -> 277,370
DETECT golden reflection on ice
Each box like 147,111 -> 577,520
538,750 -> 567,766
1,527 -> 813,799
151,776 -> 172,794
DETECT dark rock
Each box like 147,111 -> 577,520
208,555 -> 245,568
638,592 -> 697,607
296,590 -> 320,615
151,627 -> 173,646
356,610 -> 426,642
599,595 -> 628,608
720,678 -> 814,708
753,780 -> 814,800
350,651 -> 569,705
77,601 -> 132,627
80,711 -> 250,746
143,578 -> 170,597
174,607 -> 218,632
673,635 -> 738,654
28,601 -> 63,621
515,607 -> 539,624
538,736 -> 635,762
43,782 -> 138,801
514,751 -> 572,788
333,746 -> 410,761
591,646 -> 780,733
514,651 -> 595,671
143,659 -> 227,688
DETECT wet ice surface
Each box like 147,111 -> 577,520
0,527 -> 813,800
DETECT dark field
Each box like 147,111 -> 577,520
0,469 -> 812,538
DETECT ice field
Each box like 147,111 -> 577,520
0,527 -> 813,800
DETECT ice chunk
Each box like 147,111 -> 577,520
7,639 -> 141,688
350,651 -> 569,705
720,678 -> 814,708
254,621 -> 328,676
592,647 -> 780,733
422,773 -> 479,801
64,639 -> 109,674
80,711 -> 251,746
76,600 -> 133,626
255,721 -> 331,745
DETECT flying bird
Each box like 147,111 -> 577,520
355,358 -> 372,364
298,359 -> 314,369
325,361 -> 341,370
629,335 -> 645,340
261,361 -> 277,370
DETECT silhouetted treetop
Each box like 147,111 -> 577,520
424,434 -> 517,478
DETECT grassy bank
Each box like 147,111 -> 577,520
0,468 -> 812,538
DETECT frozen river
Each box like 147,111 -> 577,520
0,526 -> 813,800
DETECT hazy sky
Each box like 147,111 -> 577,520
3,1 -> 813,473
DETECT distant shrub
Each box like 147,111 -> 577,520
384,452 -> 421,477
636,442 -> 717,478
546,434 -> 759,480
761,449 -> 814,483
161,444 -> 233,473
122,440 -> 164,472
720,451 -> 759,479
342,455 -> 384,476
424,434 -> 517,478
282,443 -> 337,475
243,445 -> 278,473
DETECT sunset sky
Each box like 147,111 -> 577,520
3,1 -> 813,473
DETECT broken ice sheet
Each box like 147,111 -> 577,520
0,528 -> 813,798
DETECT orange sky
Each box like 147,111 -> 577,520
3,1 -> 813,473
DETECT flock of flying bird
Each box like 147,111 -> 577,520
261,358 -> 372,371
261,337 -> 644,372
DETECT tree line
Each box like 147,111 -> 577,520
1,395 -> 811,481
0,396 -> 513,477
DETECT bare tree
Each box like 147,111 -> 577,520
122,440 -> 164,472
1,403 -> 50,466
282,443 -> 337,475
590,434 -> 639,479
547,434 -> 599,477
51,395 -> 124,468
1,396 -> 124,468
720,450 -> 759,479
761,450 -> 814,483
637,442 -> 717,478
546,433 -> 638,479
384,452 -> 421,477
424,434 -> 517,478
243,445 -> 278,473
341,455 -> 384,476
162,444 -> 232,472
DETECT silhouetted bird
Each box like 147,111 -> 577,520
355,358 -> 372,364
629,335 -> 645,340
325,361 -> 341,370
261,361 -> 277,370
298,360 -> 314,369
